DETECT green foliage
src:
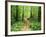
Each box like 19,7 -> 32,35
24,6 -> 31,18
32,6 -> 39,17
30,22 -> 41,30
11,21 -> 23,31
29,17 -> 41,30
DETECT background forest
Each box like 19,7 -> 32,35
11,5 -> 41,32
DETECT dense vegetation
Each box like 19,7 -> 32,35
11,5 -> 41,32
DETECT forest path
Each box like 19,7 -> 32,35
22,18 -> 30,31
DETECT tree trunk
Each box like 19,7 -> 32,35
38,7 -> 41,22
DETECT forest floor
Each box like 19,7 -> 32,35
11,17 -> 41,32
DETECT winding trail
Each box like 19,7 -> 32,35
22,17 -> 30,31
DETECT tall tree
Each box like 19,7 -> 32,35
18,6 -> 24,21
16,5 -> 18,21
38,7 -> 41,22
